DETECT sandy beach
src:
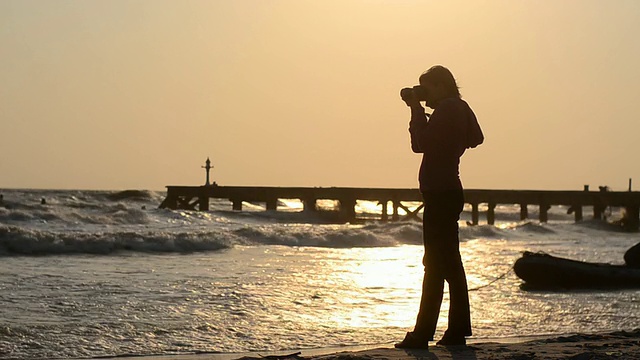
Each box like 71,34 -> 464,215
102,329 -> 640,360
307,330 -> 640,360
317,330 -> 640,360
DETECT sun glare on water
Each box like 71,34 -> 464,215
320,246 -> 425,328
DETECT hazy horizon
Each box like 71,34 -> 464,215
2,0 -> 640,191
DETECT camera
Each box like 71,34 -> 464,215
400,85 -> 428,102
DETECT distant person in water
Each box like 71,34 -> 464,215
396,65 -> 484,349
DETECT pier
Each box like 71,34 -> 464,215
159,185 -> 640,230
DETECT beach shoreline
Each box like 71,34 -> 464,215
98,329 -> 640,360
311,329 -> 640,360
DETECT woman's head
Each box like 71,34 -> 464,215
418,65 -> 461,106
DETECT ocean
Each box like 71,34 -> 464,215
1,188 -> 639,359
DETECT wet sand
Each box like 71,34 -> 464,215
103,329 -> 640,360
309,329 -> 640,359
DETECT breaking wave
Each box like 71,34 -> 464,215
0,223 -> 417,256
0,220 -> 522,257
0,226 -> 236,256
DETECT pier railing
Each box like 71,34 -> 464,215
158,185 -> 640,229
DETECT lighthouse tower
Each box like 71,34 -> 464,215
202,157 -> 214,186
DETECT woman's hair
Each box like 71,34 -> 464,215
419,65 -> 461,98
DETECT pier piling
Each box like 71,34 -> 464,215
519,204 -> 528,220
487,202 -> 496,225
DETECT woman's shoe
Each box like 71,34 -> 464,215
436,331 -> 466,346
394,332 -> 429,349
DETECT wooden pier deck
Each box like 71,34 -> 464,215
159,185 -> 640,230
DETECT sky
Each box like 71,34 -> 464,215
2,0 -> 640,191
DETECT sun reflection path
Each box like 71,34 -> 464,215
315,246 -> 425,329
